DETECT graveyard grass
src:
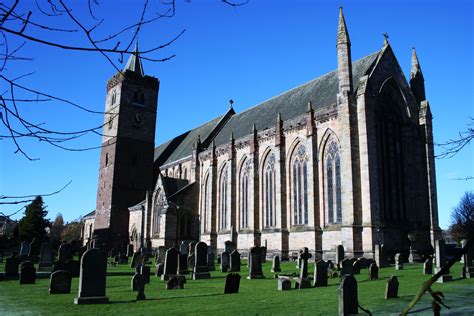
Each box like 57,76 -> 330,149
0,261 -> 473,315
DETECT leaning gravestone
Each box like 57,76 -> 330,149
385,275 -> 399,299
271,255 -> 281,273
38,241 -> 54,272
339,275 -> 358,316
394,253 -> 403,270
369,263 -> 379,280
193,241 -> 211,280
4,254 -> 20,277
161,248 -> 178,281
278,277 -> 292,291
221,252 -> 230,272
49,270 -> 72,294
336,245 -> 345,266
19,261 -> 36,284
230,250 -> 241,272
435,239 -> 452,283
248,246 -> 265,279
74,248 -> 109,304
313,260 -> 329,287
19,241 -> 30,258
224,273 -> 241,294
423,258 -> 433,275
224,240 -> 237,254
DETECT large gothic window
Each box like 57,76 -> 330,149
239,158 -> 251,229
153,190 -> 166,236
325,140 -> 342,224
201,172 -> 211,232
291,144 -> 309,226
264,153 -> 276,228
219,165 -> 229,230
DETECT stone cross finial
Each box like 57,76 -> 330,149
229,99 -> 234,109
383,33 -> 389,46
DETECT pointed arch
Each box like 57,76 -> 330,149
289,141 -> 309,226
322,135 -> 342,224
201,170 -> 211,232
238,156 -> 251,229
261,149 -> 276,228
218,163 -> 229,230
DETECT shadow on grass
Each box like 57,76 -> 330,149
110,292 -> 226,304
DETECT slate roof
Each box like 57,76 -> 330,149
82,210 -> 96,219
154,50 -> 380,165
162,177 -> 190,196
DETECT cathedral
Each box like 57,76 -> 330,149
82,8 -> 440,260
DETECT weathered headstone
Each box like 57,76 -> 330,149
74,248 -> 109,304
135,274 -> 146,300
230,250 -> 241,272
462,240 -> 474,278
224,273 -> 241,294
155,246 -> 167,264
369,263 -> 379,281
126,244 -> 134,257
179,241 -> 189,256
278,277 -> 292,291
260,246 -> 267,263
49,270 -> 72,294
394,253 -> 403,270
313,260 -> 328,287
140,265 -> 150,284
385,275 -> 399,299
353,260 -> 361,275
423,258 -> 433,275
188,241 -> 196,256
131,273 -> 141,291
340,258 -> 353,276
161,248 -> 178,281
193,242 -> 211,279
375,244 -> 388,268
38,241 -> 54,272
19,261 -> 36,284
435,239 -> 452,283
295,247 -> 311,289
207,252 -> 215,271
187,252 -> 195,270
271,255 -> 281,273
339,275 -> 358,316
357,257 -> 369,269
178,251 -> 188,275
336,245 -> 345,265
224,240 -> 237,254
4,254 -> 19,277
19,241 -> 30,258
408,246 -> 421,263
221,252 -> 230,272
166,275 -> 185,289
247,246 -> 265,279
155,263 -> 164,277
58,243 -> 73,263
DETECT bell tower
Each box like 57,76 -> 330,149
94,44 -> 159,249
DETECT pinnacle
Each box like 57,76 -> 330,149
411,47 -> 423,79
337,7 -> 350,46
124,42 -> 144,76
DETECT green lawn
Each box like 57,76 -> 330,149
0,260 -> 473,315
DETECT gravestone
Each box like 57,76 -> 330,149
207,252 -> 215,271
38,241 -> 54,272
408,246 -> 421,263
19,261 -> 36,284
230,250 -> 241,272
28,238 -> 41,261
369,263 -> 379,280
19,241 -> 30,258
375,244 -> 388,268
357,257 -> 369,269
385,275 -> 399,299
327,260 -> 335,270
155,246 -> 167,264
135,274 -> 146,300
271,255 -> 281,273
140,265 -> 150,284
179,241 -> 189,256
161,248 -> 178,281
193,242 -> 211,279
260,246 -> 267,263
130,252 -> 144,269
313,260 -> 329,287
462,241 -> 474,278
221,252 -> 230,272
424,258 -> 433,275
131,273 -> 140,291
58,243 -> 73,263
49,270 -> 72,294
155,263 -> 164,277
278,277 -> 292,291
4,254 -> 19,277
178,251 -> 189,275
188,242 -> 196,256
74,248 -> 109,304
435,239 -> 452,283
339,275 -> 358,316
352,260 -> 361,275
394,253 -> 403,270
116,253 -> 128,264
166,276 -> 185,289
224,273 -> 241,294
224,240 -> 237,254
187,253 -> 195,270
247,246 -> 265,279
336,245 -> 345,265
126,244 -> 134,257
340,258 -> 353,276
295,247 -> 311,289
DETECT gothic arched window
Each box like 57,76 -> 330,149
239,158 -> 251,229
291,144 -> 309,226
325,140 -> 342,224
219,165 -> 229,230
111,90 -> 117,105
264,152 -> 276,228
153,190 -> 166,236
202,172 -> 211,232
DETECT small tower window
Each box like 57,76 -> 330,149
111,90 -> 117,105
133,89 -> 145,106
108,116 -> 113,130
105,153 -> 109,166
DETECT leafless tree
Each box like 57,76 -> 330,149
437,117 -> 474,160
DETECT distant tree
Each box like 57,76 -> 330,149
17,196 -> 49,241
448,192 -> 474,242
60,220 -> 83,243
50,212 -> 65,239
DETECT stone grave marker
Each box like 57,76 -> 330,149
19,261 -> 36,284
131,273 -> 140,291
435,239 -> 452,283
375,244 -> 388,268
230,250 -> 241,272
313,260 -> 329,287
74,248 -> 109,304
423,258 -> 433,275
49,270 -> 72,294
224,273 -> 241,294
248,246 -> 265,279
193,241 -> 211,279
179,241 -> 189,255
178,251 -> 188,275
394,253 -> 403,270
339,275 -> 358,316
224,240 -> 237,254
28,238 -> 41,261
188,242 -> 196,256
19,241 -> 30,258
155,246 -> 167,264
340,258 -> 353,276
155,263 -> 164,277
357,257 -> 369,269
130,251 -> 142,269
126,244 -> 134,257
38,241 -> 53,272
260,246 -> 267,263
278,277 -> 292,291
4,254 -> 19,277
385,275 -> 399,299
295,247 -> 311,289
161,248 -> 178,281
140,265 -> 150,284
187,252 -> 195,270
207,252 -> 215,271
408,246 -> 421,263
353,260 -> 361,275
336,245 -> 345,265
369,263 -> 379,280
221,252 -> 230,272
166,276 -> 185,289
135,274 -> 146,300
271,255 -> 281,273
58,243 -> 73,263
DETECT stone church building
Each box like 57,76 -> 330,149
82,9 -> 440,260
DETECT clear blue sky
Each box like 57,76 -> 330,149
1,0 -> 472,229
